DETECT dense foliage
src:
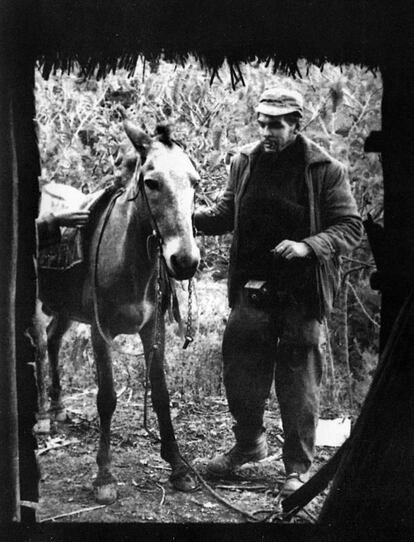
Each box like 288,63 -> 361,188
35,59 -> 383,413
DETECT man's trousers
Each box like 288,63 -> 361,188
222,292 -> 324,475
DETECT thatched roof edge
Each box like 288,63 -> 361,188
7,0 -> 414,78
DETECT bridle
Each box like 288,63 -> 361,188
135,161 -> 196,348
126,158 -> 197,260
127,160 -> 165,251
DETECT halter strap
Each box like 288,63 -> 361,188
138,172 -> 164,250
127,160 -> 164,250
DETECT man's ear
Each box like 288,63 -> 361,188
123,119 -> 152,163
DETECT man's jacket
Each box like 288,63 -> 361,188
195,134 -> 363,318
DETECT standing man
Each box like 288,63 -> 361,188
195,87 -> 362,497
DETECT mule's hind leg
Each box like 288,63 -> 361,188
140,319 -> 197,491
33,300 -> 51,433
91,324 -> 118,504
47,313 -> 71,421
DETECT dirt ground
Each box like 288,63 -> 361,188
36,390 -> 335,525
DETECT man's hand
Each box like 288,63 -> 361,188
272,240 -> 312,260
55,210 -> 90,228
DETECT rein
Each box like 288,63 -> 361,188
92,188 -> 128,352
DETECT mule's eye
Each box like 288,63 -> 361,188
144,178 -> 161,191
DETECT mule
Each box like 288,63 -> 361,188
36,120 -> 200,504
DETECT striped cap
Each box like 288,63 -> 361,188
256,87 -> 303,118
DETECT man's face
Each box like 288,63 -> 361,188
257,114 -> 297,153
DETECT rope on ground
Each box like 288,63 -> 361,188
215,484 -> 267,491
178,456 -> 265,522
178,454 -> 287,522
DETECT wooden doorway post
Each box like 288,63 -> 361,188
379,63 -> 414,347
0,0 -> 41,522
319,61 -> 414,529
0,59 -> 21,527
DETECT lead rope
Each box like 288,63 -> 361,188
173,279 -> 266,522
183,278 -> 194,349
109,183 -> 249,520
143,260 -> 195,438
143,237 -> 164,442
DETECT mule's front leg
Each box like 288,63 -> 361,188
140,319 -> 197,491
91,324 -> 118,504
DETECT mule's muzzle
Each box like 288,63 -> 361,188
169,253 -> 199,280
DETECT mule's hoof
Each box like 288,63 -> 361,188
50,401 -> 67,422
53,409 -> 67,422
34,418 -> 50,434
170,466 -> 198,492
93,483 -> 118,504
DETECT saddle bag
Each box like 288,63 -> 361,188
38,227 -> 84,271
38,182 -> 121,272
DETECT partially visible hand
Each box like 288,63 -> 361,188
272,240 -> 312,260
55,210 -> 90,228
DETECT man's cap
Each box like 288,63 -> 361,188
256,87 -> 304,118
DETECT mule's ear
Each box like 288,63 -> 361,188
123,119 -> 152,162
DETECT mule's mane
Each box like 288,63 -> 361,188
154,123 -> 174,147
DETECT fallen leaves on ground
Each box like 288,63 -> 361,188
37,390 -> 335,523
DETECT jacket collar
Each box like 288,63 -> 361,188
239,133 -> 332,166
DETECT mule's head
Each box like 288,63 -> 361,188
123,120 -> 200,280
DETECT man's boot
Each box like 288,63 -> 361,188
207,432 -> 268,477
